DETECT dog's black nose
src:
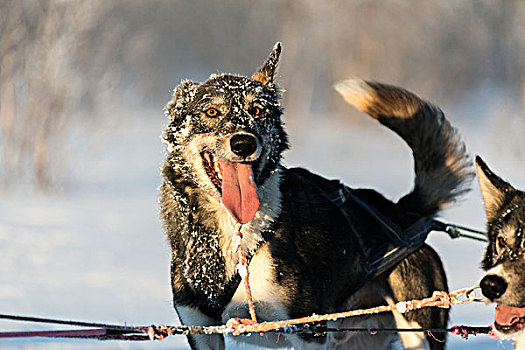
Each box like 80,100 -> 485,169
230,134 -> 257,158
480,274 -> 508,300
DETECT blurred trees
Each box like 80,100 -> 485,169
1,0 -> 524,189
0,1 -> 159,189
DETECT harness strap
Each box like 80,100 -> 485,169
346,188 -> 435,247
327,185 -> 437,279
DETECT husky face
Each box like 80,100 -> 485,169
476,157 -> 525,340
163,44 -> 288,224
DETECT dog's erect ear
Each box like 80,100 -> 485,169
166,79 -> 198,119
476,156 -> 515,221
252,42 -> 282,85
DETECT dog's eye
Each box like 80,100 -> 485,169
497,236 -> 507,249
249,106 -> 261,116
205,108 -> 220,118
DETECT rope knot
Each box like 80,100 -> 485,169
450,325 -> 469,339
226,318 -> 258,335
147,325 -> 173,341
432,291 -> 451,308
488,325 -> 499,340
395,301 -> 408,314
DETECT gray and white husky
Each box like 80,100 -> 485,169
477,157 -> 525,349
159,42 -> 472,350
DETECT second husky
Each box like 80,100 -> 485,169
477,157 -> 525,349
160,43 -> 473,349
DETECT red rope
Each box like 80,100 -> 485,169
0,313 -> 145,332
0,329 -> 108,339
233,226 -> 258,323
0,328 -> 151,340
0,313 -> 495,340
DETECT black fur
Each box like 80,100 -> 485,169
476,157 -> 525,270
160,43 -> 472,349
476,156 -> 525,346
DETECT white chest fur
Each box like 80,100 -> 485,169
202,169 -> 283,282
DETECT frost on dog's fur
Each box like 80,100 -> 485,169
160,43 -> 472,350
159,43 -> 289,326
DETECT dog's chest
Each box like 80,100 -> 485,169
178,210 -> 276,316
170,171 -> 282,314
197,170 -> 282,282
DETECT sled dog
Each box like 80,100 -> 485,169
477,157 -> 525,349
159,43 -> 472,349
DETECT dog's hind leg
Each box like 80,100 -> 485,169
386,244 -> 448,350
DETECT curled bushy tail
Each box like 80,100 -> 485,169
335,79 -> 474,216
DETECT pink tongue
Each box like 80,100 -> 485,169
495,305 -> 525,325
218,160 -> 259,224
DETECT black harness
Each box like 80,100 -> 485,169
327,184 -> 446,281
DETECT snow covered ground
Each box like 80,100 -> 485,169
1,89 -> 520,349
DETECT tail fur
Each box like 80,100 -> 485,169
335,79 -> 473,216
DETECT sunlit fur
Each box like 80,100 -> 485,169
477,157 -> 525,347
160,43 -> 472,350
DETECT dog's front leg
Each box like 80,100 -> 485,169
175,305 -> 225,350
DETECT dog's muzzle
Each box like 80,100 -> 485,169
480,274 -> 507,300
230,134 -> 258,158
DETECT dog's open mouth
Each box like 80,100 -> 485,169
494,304 -> 525,334
203,152 -> 223,190
202,151 -> 259,224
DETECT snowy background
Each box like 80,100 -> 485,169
2,1 -> 525,349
